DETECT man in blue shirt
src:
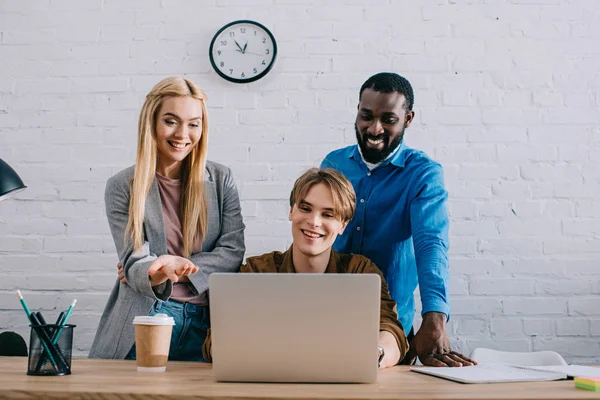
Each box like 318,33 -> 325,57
322,72 -> 474,367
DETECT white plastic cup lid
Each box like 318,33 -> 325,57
133,313 -> 175,326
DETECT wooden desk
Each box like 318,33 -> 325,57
0,357 -> 597,400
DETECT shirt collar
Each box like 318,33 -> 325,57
350,140 -> 408,169
280,246 -> 342,274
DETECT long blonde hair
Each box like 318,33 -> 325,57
127,77 -> 209,257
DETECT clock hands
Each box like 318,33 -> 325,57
235,41 -> 250,54
241,50 -> 264,56
233,40 -> 244,53
226,40 -> 267,57
223,47 -> 265,57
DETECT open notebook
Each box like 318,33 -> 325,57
411,364 -> 600,384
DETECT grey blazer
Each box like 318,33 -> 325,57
89,161 -> 245,359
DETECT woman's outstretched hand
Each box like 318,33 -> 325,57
148,255 -> 198,287
116,255 -> 199,287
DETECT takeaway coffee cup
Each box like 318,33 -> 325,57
132,313 -> 175,372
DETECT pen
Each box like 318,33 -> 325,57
34,311 -> 66,373
35,311 -> 47,325
29,310 -> 61,371
54,311 -> 66,327
34,311 -> 54,342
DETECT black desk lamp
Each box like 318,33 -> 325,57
0,160 -> 28,356
0,158 -> 27,201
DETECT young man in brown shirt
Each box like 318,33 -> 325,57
203,168 -> 409,369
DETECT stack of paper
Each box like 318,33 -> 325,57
531,365 -> 600,378
412,364 -> 600,384
410,364 -> 567,384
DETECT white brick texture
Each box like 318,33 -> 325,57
0,0 -> 599,362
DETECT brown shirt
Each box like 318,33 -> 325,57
155,173 -> 206,305
202,247 -> 409,362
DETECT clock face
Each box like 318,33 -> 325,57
209,20 -> 277,84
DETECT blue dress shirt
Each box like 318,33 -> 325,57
321,142 -> 450,332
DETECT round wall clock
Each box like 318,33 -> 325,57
209,20 -> 277,84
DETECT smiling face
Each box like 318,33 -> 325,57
155,96 -> 204,178
289,183 -> 348,266
355,88 -> 414,164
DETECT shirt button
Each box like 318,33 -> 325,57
367,172 -> 371,176
356,226 -> 361,231
360,199 -> 365,203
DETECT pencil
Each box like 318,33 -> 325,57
17,290 -> 59,370
16,290 -> 32,317
52,299 -> 77,345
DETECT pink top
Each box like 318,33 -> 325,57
155,173 -> 207,305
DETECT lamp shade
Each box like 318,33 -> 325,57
0,158 -> 27,201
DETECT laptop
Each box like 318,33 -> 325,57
208,273 -> 381,383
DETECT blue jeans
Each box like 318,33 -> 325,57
126,300 -> 210,362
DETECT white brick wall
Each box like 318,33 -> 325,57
0,0 -> 599,362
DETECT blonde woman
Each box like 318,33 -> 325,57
89,77 -> 245,361
202,168 -> 408,369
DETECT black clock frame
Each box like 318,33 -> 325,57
209,20 -> 278,84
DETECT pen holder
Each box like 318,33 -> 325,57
27,324 -> 75,376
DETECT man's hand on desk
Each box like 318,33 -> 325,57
404,312 -> 477,367
116,255 -> 198,287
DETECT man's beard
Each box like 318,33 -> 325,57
355,124 -> 404,164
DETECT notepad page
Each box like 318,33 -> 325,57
411,364 -> 567,384
529,365 -> 600,378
